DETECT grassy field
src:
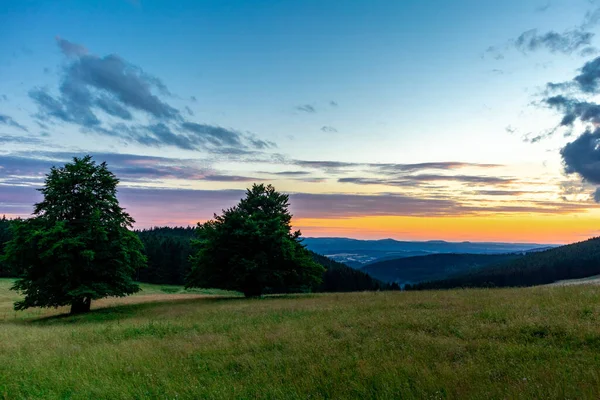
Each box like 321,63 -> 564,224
1,279 -> 600,399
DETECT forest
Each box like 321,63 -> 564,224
407,237 -> 600,290
0,218 -> 395,293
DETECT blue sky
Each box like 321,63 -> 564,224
2,0 -> 600,242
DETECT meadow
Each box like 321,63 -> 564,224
1,278 -> 600,399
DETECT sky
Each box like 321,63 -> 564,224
3,0 -> 600,243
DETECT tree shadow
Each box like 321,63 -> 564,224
7,295 -> 242,326
5,292 -> 318,326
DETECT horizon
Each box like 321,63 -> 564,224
3,0 -> 600,244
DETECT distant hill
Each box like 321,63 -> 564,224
362,253 -> 522,286
408,237 -> 600,290
302,237 -> 554,267
309,251 -> 396,292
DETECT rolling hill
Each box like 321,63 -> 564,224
302,237 -> 553,267
362,253 -> 522,286
408,237 -> 600,290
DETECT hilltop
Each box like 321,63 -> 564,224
410,237 -> 600,290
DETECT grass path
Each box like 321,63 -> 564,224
1,279 -> 600,399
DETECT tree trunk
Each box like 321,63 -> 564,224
70,297 -> 91,314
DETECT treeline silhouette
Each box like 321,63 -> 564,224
407,237 -> 600,290
0,216 -> 11,277
1,220 -> 395,293
136,226 -> 396,292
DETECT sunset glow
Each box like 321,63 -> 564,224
3,0 -> 600,244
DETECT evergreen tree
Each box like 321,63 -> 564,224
0,216 -> 14,277
3,156 -> 146,314
187,184 -> 324,297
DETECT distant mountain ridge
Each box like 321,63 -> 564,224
302,237 -> 555,267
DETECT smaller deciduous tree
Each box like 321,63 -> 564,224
3,156 -> 146,314
187,184 -> 324,297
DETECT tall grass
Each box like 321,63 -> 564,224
1,278 -> 599,399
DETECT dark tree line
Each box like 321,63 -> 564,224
407,237 -> 600,290
0,216 -> 13,278
135,226 -> 396,292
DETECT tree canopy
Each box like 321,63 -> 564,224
187,184 -> 324,297
3,156 -> 146,314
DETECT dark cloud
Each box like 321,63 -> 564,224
321,126 -> 338,133
190,96 -> 197,102
181,122 -> 243,148
594,188 -> 600,203
330,101 -> 338,107
339,174 -> 515,187
27,38 -> 276,153
55,37 -> 88,57
560,128 -> 600,185
265,170 -> 312,176
0,114 -> 28,132
515,29 -> 593,54
537,54 -> 600,200
0,151 -> 271,186
545,95 -> 600,126
64,53 -> 178,119
95,95 -> 133,119
245,134 -> 276,150
573,56 -> 600,93
296,104 -> 316,113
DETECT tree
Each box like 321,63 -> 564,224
187,184 -> 324,297
3,156 -> 146,314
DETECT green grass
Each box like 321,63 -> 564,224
1,279 -> 600,399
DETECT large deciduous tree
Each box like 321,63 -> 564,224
187,184 -> 324,297
3,156 -> 146,314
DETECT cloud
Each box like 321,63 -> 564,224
537,54 -> 600,200
203,175 -> 264,182
0,114 -> 28,132
560,128 -> 600,186
290,159 -> 502,175
95,95 -> 133,119
545,95 -> 600,126
0,151 -> 274,186
535,3 -> 550,12
594,188 -> 600,203
264,170 -> 312,176
515,29 -> 594,55
0,135 -> 43,145
330,101 -> 338,107
55,37 -> 88,57
27,37 -> 276,153
338,174 -> 515,187
573,56 -> 600,93
296,104 -> 316,113
181,122 -> 244,148
320,126 -> 338,133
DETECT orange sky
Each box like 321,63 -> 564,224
294,212 -> 600,244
